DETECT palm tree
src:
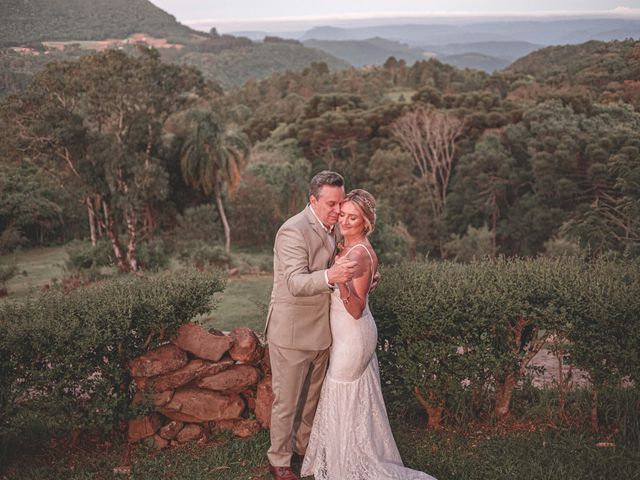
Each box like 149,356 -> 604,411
179,109 -> 249,255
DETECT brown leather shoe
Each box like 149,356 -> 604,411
269,464 -> 300,480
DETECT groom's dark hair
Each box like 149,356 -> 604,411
309,170 -> 344,199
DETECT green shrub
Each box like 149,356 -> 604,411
0,268 -> 225,452
0,225 -> 26,254
178,240 -> 231,269
65,239 -> 114,271
0,264 -> 19,295
136,239 -> 169,271
371,257 -> 640,431
66,238 -> 169,273
174,204 -> 223,244
566,257 -> 640,435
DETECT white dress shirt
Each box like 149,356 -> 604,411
309,204 -> 335,287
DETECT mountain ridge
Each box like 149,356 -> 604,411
0,0 -> 199,46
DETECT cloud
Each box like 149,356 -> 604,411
612,6 -> 640,14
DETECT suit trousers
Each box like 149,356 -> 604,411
267,343 -> 330,467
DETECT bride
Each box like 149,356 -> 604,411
301,189 -> 436,480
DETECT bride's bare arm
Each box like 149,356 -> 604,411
337,249 -> 372,319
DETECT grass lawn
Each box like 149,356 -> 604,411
3,425 -> 639,479
0,246 -> 68,300
203,274 -> 273,333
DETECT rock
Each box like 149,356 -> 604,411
215,419 -> 262,438
260,346 -> 271,375
153,434 -> 169,450
129,344 -> 188,378
255,376 -> 274,428
241,390 -> 256,411
159,410 -> 206,423
132,389 -> 174,407
159,420 -> 184,440
127,413 -> 162,442
159,387 -> 245,422
133,376 -> 149,391
148,358 -> 235,392
196,364 -> 259,392
171,323 -> 234,362
175,423 -> 204,443
229,327 -> 262,364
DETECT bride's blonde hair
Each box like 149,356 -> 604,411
343,189 -> 376,235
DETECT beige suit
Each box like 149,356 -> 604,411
265,206 -> 335,467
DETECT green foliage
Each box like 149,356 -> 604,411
0,264 -> 19,296
174,204 -> 223,244
0,268 -> 225,450
567,258 -> 640,390
136,239 -> 169,271
66,239 -> 168,273
176,43 -> 349,89
508,40 -> 640,95
229,173 -> 280,248
65,239 -> 114,271
369,202 -> 412,264
2,34 -> 640,263
1,48 -> 206,271
178,240 -> 231,269
443,225 -> 494,262
0,162 -> 67,250
371,257 -> 640,427
0,225 -> 26,254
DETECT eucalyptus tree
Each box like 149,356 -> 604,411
1,48 -> 204,271
179,108 -> 249,254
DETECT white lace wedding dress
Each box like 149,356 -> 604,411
301,245 -> 436,480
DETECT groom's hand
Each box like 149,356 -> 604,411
327,259 -> 358,284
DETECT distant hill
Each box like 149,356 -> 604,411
303,38 -> 426,67
302,37 -> 513,72
438,53 -> 511,72
0,1 -> 350,94
301,24 -> 460,44
298,19 -> 640,47
506,39 -> 640,89
170,41 -> 350,89
424,41 -> 542,61
0,0 -> 198,46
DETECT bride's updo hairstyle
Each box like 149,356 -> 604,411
344,189 -> 376,235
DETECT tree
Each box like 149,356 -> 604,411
179,109 -> 249,255
1,48 -> 204,271
448,134 -> 515,256
390,108 -> 463,223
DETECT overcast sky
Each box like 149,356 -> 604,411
148,1 -> 640,31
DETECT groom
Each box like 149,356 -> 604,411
264,170 -> 357,480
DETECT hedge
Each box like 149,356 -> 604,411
371,257 -> 640,434
0,268 -> 225,450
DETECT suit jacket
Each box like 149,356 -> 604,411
265,206 -> 336,350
